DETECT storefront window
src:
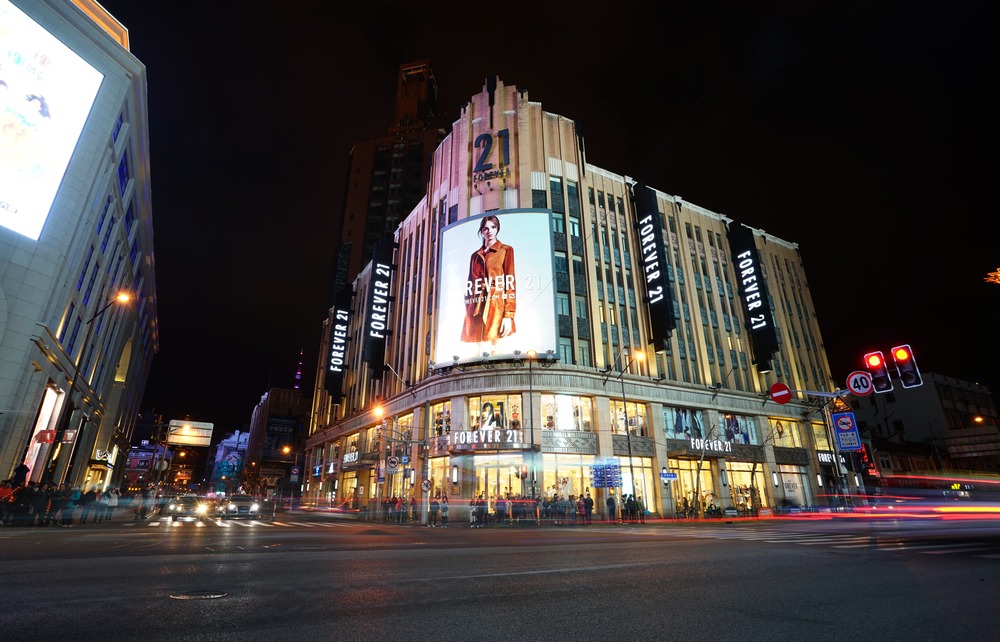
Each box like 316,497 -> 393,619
663,405 -> 706,439
673,459 -> 718,515
809,421 -> 830,450
431,401 -> 451,435
720,413 -> 757,444
770,418 -> 804,448
541,453 -> 597,499
468,394 -> 519,430
724,462 -> 771,512
540,394 -> 594,431
427,456 -> 452,499
609,399 -> 647,436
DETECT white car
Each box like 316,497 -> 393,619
217,495 -> 264,520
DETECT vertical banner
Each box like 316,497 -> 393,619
362,241 -> 394,375
727,223 -> 779,360
323,290 -> 352,398
631,182 -> 676,351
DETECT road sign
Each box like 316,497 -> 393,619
387,456 -> 400,472
659,472 -> 678,482
769,382 -> 791,404
832,411 -> 862,451
846,370 -> 874,396
420,479 -> 431,492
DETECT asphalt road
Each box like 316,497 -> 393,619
2,515 -> 999,641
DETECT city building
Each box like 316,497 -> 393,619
304,74 -> 848,523
247,387 -> 311,502
0,0 -> 157,491
850,371 -> 1000,475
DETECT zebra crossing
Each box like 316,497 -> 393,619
663,525 -> 1000,559
127,518 -> 367,529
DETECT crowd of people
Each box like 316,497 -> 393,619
0,479 -> 123,527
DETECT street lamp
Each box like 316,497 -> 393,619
44,292 -> 131,485
605,348 -> 645,523
282,445 -> 302,508
526,349 -> 537,498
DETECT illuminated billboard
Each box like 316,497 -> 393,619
434,209 -> 557,366
0,0 -> 105,240
166,420 -> 214,447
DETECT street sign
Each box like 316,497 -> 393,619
387,456 -> 400,472
420,479 -> 431,492
846,370 -> 874,396
832,411 -> 862,451
769,382 -> 791,404
659,472 -> 678,481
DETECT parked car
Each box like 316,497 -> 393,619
166,495 -> 208,522
217,495 -> 267,520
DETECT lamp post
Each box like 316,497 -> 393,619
526,349 -> 537,498
44,292 -> 131,485
608,348 -> 644,524
282,445 -> 302,509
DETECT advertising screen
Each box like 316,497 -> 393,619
0,0 -> 105,240
434,209 -> 557,366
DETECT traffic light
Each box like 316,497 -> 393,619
863,350 -> 893,393
520,465 -> 529,480
890,344 -> 923,388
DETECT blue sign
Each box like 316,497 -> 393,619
832,412 -> 862,452
660,472 -> 678,481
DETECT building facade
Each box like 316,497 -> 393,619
305,76 -> 845,523
0,0 -> 157,491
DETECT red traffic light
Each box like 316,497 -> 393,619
865,352 -> 884,369
890,344 -> 922,388
863,350 -> 893,393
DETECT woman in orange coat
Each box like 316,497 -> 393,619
461,215 -> 516,352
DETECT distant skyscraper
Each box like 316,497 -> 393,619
329,60 -> 452,302
294,349 -> 303,390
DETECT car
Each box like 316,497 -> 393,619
166,496 -> 209,522
217,495 -> 266,520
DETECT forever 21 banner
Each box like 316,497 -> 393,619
727,222 -> 779,366
362,240 -> 395,375
631,182 -> 676,351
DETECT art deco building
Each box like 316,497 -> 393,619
0,0 -> 157,490
305,76 -> 843,522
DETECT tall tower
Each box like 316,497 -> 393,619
330,60 -> 453,301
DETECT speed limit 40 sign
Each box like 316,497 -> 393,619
846,370 -> 874,396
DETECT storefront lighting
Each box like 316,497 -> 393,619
720,468 -> 728,486
772,471 -> 779,487
854,474 -> 860,487
409,468 -> 415,486
816,474 -> 823,487
451,465 -> 458,484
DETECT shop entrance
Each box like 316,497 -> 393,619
473,454 -> 527,503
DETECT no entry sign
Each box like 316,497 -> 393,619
770,382 -> 791,404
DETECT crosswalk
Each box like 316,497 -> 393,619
125,519 -> 367,529
661,525 -> 1000,559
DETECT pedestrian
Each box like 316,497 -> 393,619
103,488 -> 120,522
11,462 -> 29,488
61,485 -> 81,526
0,479 -> 13,525
46,483 -> 66,527
576,494 -> 586,525
33,482 -> 51,526
395,496 -> 404,523
636,495 -> 646,524
584,492 -> 594,524
9,481 -> 36,526
409,496 -> 417,523
79,486 -> 98,524
428,496 -> 439,527
388,495 -> 397,523
606,493 -> 617,524
440,495 -> 449,528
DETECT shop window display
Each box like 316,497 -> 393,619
541,394 -> 594,431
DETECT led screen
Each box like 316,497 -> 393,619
434,209 -> 557,366
0,0 -> 105,240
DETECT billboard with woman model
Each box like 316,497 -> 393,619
434,209 -> 557,366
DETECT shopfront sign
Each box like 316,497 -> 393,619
691,438 -> 733,454
451,428 -> 529,451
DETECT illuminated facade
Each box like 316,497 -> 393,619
0,0 -> 157,491
305,76 -> 844,521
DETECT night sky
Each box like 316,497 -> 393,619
94,1 -> 999,435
